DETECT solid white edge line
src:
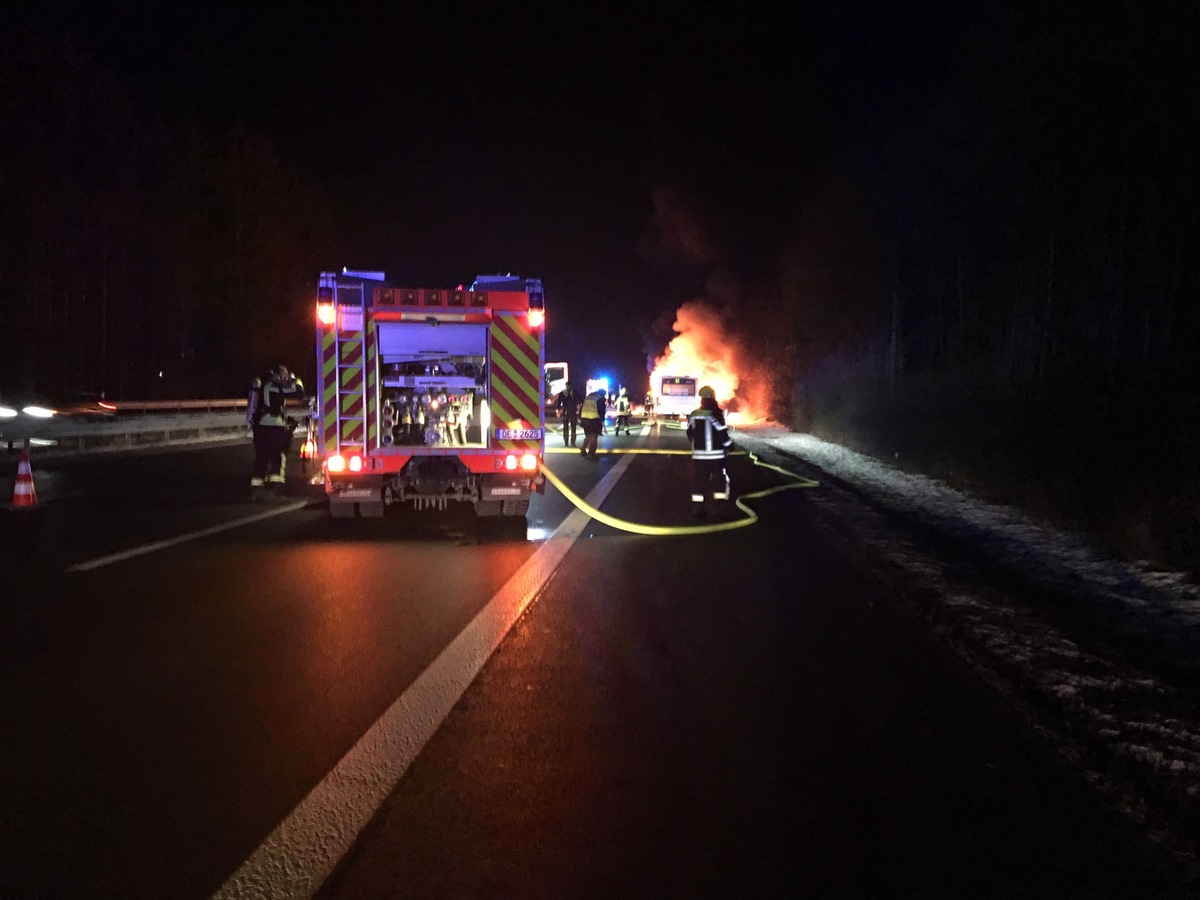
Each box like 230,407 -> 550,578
213,453 -> 637,900
67,501 -> 310,572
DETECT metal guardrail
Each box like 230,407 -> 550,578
107,399 -> 246,412
1,400 -> 251,455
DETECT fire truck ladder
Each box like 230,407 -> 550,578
333,279 -> 369,454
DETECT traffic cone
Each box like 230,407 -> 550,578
11,445 -> 37,509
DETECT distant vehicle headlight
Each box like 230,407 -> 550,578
0,405 -> 18,418
22,406 -> 57,418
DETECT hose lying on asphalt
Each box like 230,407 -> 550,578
539,448 -> 819,536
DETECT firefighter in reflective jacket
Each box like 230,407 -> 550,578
613,386 -> 632,435
579,390 -> 604,458
685,385 -> 732,517
251,365 -> 305,499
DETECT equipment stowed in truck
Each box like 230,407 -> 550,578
315,270 -> 547,520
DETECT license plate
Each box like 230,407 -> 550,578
338,489 -> 375,499
489,487 -> 524,496
496,428 -> 543,440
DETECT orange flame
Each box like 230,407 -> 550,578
649,301 -> 772,423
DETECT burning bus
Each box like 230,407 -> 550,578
652,375 -> 698,421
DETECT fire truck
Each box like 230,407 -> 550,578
314,269 -> 546,521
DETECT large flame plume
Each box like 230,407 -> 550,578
649,301 -> 772,424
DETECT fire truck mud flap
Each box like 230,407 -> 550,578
328,486 -> 385,518
476,476 -> 533,518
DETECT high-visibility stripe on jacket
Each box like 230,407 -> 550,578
685,407 -> 730,460
580,396 -> 600,419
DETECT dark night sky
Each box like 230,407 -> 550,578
9,1 -> 968,391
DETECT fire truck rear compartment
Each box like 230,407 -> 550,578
377,321 -> 489,449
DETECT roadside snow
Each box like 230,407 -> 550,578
740,425 -> 1200,865
754,428 -> 1200,616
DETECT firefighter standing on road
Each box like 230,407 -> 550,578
685,385 -> 732,517
251,365 -> 305,500
579,389 -> 604,458
555,384 -> 580,446
613,386 -> 632,435
246,376 -> 263,433
247,375 -> 265,491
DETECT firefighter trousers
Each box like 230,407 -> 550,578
580,417 -> 601,457
252,424 -> 291,486
691,457 -> 730,506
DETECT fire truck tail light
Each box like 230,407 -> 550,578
326,454 -> 346,473
317,304 -> 336,326
504,454 -> 518,471
349,455 -> 363,473
520,453 -> 538,471
527,308 -> 545,329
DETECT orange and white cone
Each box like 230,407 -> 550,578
11,446 -> 37,509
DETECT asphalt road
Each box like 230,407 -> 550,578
0,426 -> 1192,898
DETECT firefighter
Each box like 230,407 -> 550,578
555,384 -> 580,446
643,391 -> 655,423
247,375 -> 267,492
245,376 -> 263,433
685,385 -> 732,517
579,389 -> 604,458
251,364 -> 305,499
613,386 -> 632,435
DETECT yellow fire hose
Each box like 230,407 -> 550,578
540,447 -> 819,535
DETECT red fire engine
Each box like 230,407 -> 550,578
315,270 -> 546,522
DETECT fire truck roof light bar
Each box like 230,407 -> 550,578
342,268 -> 386,280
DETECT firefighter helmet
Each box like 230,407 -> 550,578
699,385 -> 716,399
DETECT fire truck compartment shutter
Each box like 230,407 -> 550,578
377,322 -> 487,358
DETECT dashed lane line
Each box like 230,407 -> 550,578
67,501 -> 310,572
213,452 -> 637,899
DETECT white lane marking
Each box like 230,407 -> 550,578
214,454 -> 636,900
67,501 -> 309,572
